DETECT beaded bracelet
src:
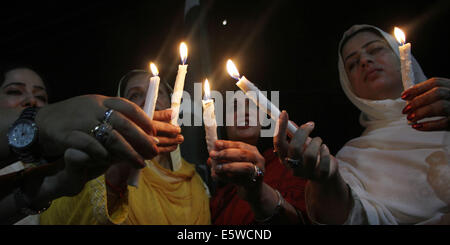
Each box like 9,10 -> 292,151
254,189 -> 285,223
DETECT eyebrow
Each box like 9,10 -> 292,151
2,82 -> 46,91
343,40 -> 385,64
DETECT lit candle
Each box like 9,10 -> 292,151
394,27 -> 415,90
202,79 -> 219,178
170,42 -> 188,126
202,79 -> 218,153
128,62 -> 160,187
169,42 -> 188,172
226,59 -> 297,136
143,62 -> 160,119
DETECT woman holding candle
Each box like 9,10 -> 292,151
209,99 -> 308,224
275,24 -> 450,224
40,70 -> 211,225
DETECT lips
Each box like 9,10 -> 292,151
364,68 -> 383,82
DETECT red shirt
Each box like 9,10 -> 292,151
210,148 -> 307,225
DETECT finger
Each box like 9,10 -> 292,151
102,128 -> 148,169
403,87 -> 450,114
288,121 -> 315,160
302,137 -> 322,179
108,111 -> 159,160
157,145 -> 178,154
407,100 -> 450,122
214,162 -> 256,184
64,148 -> 108,181
411,117 -> 450,131
315,144 -> 331,180
153,109 -> 172,122
274,111 -> 290,159
64,148 -> 93,169
155,135 -> 184,146
64,130 -> 109,165
402,77 -> 450,100
210,148 -> 264,166
152,120 -> 181,138
103,97 -> 155,136
214,140 -> 257,152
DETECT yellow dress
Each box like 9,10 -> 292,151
40,157 -> 210,225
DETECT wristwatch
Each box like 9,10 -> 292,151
7,107 -> 42,163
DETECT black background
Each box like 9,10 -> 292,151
1,0 -> 449,154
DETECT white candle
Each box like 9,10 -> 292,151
226,60 -> 297,136
202,79 -> 218,153
169,42 -> 188,172
170,42 -> 188,126
394,27 -> 415,90
128,62 -> 160,187
202,79 -> 219,178
143,63 -> 160,120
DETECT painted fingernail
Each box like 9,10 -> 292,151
152,136 -> 160,145
407,113 -> 416,121
402,104 -> 412,114
401,92 -> 409,100
412,123 -> 423,130
306,121 -> 314,127
210,150 -> 218,157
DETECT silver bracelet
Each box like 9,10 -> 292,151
254,189 -> 285,223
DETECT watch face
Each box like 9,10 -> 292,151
9,121 -> 37,148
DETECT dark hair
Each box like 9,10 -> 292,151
118,69 -> 174,101
0,63 -> 51,101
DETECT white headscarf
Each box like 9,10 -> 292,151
336,24 -> 450,224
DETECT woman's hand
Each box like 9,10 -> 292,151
152,109 -> 184,154
209,140 -> 265,188
35,95 -> 160,169
401,77 -> 450,131
274,111 -> 338,182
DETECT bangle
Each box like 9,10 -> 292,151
105,178 -> 126,199
254,189 -> 285,224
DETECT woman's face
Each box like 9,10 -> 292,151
342,31 -> 403,100
124,73 -> 171,110
0,68 -> 48,109
226,99 -> 261,146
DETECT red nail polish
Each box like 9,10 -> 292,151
401,92 -> 408,100
412,123 -> 423,129
407,113 -> 415,121
402,105 -> 412,114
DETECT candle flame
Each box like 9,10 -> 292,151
226,59 -> 240,80
204,79 -> 211,99
394,27 -> 406,45
149,62 -> 159,76
180,42 -> 188,64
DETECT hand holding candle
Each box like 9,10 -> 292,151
226,59 -> 297,137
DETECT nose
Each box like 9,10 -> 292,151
360,51 -> 374,69
21,95 -> 38,107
